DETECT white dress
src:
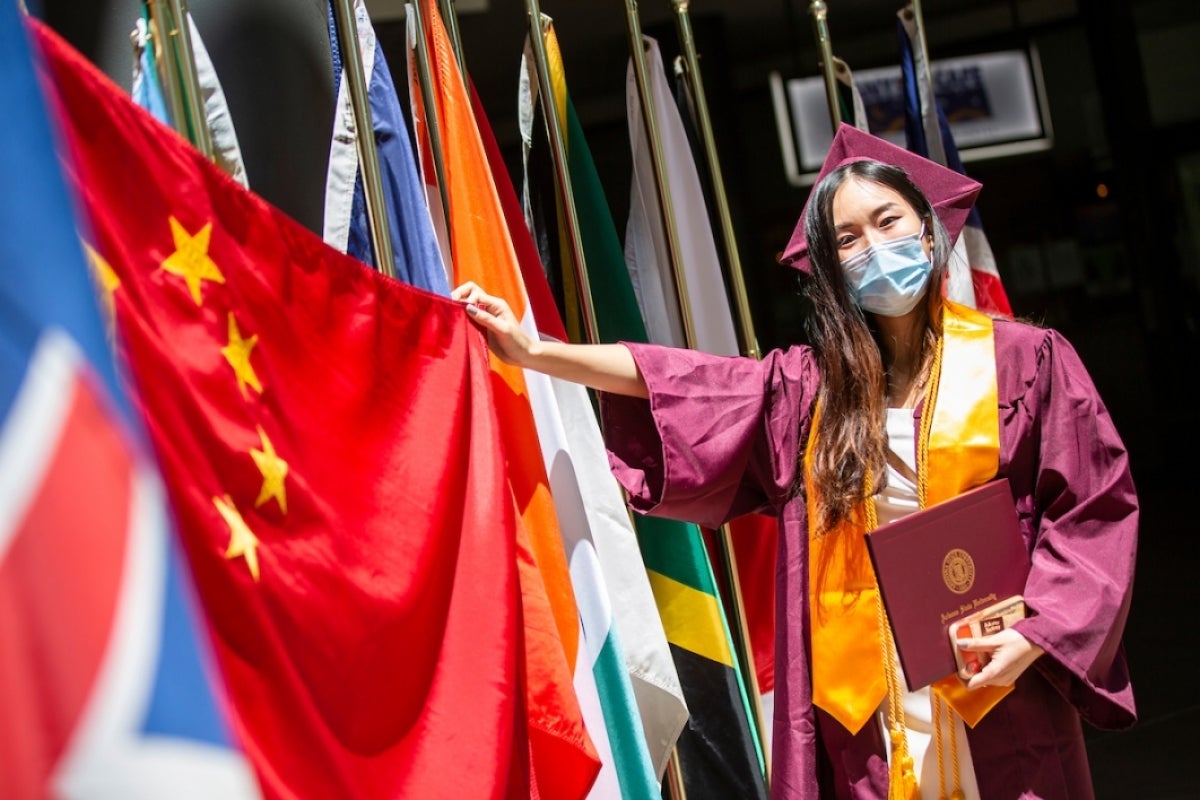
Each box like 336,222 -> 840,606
875,408 -> 982,800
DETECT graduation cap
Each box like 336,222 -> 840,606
779,123 -> 982,274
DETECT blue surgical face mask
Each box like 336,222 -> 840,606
840,227 -> 932,317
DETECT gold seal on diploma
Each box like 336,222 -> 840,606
942,548 -> 975,594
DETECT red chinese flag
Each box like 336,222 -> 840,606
34,20 -> 527,799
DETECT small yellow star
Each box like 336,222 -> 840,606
162,216 -> 224,305
221,312 -> 262,398
83,241 -> 120,322
213,494 -> 261,581
251,425 -> 288,514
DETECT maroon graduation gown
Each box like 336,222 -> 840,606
600,318 -> 1138,800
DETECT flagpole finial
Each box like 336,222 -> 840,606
807,2 -> 841,134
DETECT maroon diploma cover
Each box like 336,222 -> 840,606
865,478 -> 1030,691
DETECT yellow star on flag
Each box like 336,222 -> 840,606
162,216 -> 224,304
251,425 -> 288,514
214,494 -> 261,581
221,312 -> 262,397
83,240 -> 120,322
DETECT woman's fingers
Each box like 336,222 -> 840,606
451,282 -> 514,321
450,281 -> 497,311
449,281 -> 477,302
450,282 -> 528,365
465,301 -> 505,332
961,629 -> 1044,690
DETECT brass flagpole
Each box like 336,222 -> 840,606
408,0 -> 454,253
669,1 -> 770,779
165,0 -> 212,157
522,6 -> 599,344
330,0 -> 396,279
623,0 -> 697,348
910,0 -> 935,106
664,755 -> 686,800
669,0 -> 760,361
808,0 -> 842,132
145,0 -> 212,157
143,2 -> 186,138
904,0 -> 946,164
437,0 -> 469,91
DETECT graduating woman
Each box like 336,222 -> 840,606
452,124 -> 1137,799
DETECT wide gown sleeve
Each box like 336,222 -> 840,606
1007,328 -> 1138,730
599,343 -> 818,529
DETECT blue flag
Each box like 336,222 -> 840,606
0,8 -> 258,796
324,0 -> 448,294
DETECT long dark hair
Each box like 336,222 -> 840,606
800,160 -> 951,534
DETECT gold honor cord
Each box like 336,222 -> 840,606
330,0 -> 396,279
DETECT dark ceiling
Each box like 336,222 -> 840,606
444,0 -> 1084,139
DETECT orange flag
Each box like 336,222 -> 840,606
408,3 -> 600,798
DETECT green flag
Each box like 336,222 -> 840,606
521,21 -> 768,799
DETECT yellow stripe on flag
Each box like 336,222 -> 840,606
648,570 -> 733,667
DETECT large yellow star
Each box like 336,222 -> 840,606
83,241 -> 120,322
214,494 -> 261,581
251,425 -> 288,514
162,216 -> 224,305
221,312 -> 262,397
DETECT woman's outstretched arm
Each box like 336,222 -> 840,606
451,282 -> 649,399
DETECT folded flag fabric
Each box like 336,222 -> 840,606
32,17 -> 532,799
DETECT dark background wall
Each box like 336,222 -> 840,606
30,1 -> 1200,794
